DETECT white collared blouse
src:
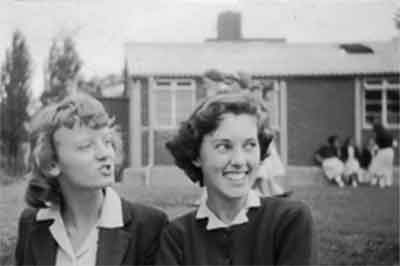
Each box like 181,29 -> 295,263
195,189 -> 261,230
36,187 -> 124,266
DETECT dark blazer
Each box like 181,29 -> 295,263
156,197 -> 317,265
15,199 -> 168,266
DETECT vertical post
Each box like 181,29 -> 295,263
382,79 -> 388,128
279,79 -> 288,166
354,77 -> 362,147
128,78 -> 142,168
146,76 -> 155,186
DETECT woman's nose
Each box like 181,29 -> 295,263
230,148 -> 246,167
95,141 -> 113,160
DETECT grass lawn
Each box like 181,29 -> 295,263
0,167 -> 398,265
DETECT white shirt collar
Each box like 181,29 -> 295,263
36,186 -> 124,228
97,187 -> 124,228
36,187 -> 123,262
195,189 -> 261,230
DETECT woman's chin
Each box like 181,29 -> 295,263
222,187 -> 251,200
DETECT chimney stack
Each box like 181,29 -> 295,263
217,11 -> 242,41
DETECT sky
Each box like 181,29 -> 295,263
0,0 -> 398,98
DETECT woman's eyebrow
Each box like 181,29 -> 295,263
102,131 -> 113,138
210,137 -> 230,143
76,137 -> 91,143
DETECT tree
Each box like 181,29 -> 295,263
0,30 -> 31,174
40,35 -> 82,105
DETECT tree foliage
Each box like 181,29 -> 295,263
0,30 -> 31,173
40,36 -> 82,105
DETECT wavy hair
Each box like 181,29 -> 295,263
166,92 -> 272,186
25,93 -> 124,208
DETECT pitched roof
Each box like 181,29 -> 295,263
125,39 -> 399,77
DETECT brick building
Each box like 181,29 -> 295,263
121,38 -> 399,167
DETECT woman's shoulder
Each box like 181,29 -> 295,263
18,207 -> 39,223
258,197 -> 312,221
17,207 -> 44,233
120,198 -> 168,225
161,209 -> 197,235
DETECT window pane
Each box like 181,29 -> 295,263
365,78 -> 383,86
387,89 -> 399,102
364,90 -> 382,125
386,76 -> 400,85
365,113 -> 381,124
388,104 -> 399,112
365,104 -> 382,112
156,81 -> 171,86
386,90 -> 400,125
154,90 -> 172,126
176,90 -> 194,124
365,90 -> 382,100
387,112 -> 400,125
177,81 -> 193,86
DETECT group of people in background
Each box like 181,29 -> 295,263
315,123 -> 396,188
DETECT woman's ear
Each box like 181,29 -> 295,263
46,162 -> 61,177
192,157 -> 201,168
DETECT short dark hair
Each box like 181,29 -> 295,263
327,135 -> 338,146
166,92 -> 272,186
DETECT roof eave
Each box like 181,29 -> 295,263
129,71 -> 400,79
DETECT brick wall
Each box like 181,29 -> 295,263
286,77 -> 355,165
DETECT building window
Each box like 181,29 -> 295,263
363,77 -> 400,128
153,79 -> 196,128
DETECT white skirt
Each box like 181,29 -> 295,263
369,147 -> 394,178
343,158 -> 361,176
322,157 -> 344,180
257,142 -> 285,180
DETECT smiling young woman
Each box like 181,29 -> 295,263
15,93 -> 168,266
156,87 -> 317,265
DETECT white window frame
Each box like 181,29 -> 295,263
362,77 -> 400,129
152,78 -> 196,129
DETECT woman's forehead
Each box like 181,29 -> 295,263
209,113 -> 258,138
53,124 -> 111,144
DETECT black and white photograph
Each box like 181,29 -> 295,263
0,0 -> 399,265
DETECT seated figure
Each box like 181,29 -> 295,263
314,135 -> 345,187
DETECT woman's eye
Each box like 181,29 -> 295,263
244,141 -> 257,150
77,142 -> 92,150
104,137 -> 113,146
215,143 -> 230,152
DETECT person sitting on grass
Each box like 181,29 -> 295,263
157,92 -> 316,265
359,137 -> 378,184
314,135 -> 345,187
341,136 -> 362,187
15,93 -> 168,266
368,122 -> 395,188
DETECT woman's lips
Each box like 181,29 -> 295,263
99,164 -> 113,176
224,171 -> 249,181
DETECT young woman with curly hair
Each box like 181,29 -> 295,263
156,90 -> 316,265
15,93 -> 167,266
